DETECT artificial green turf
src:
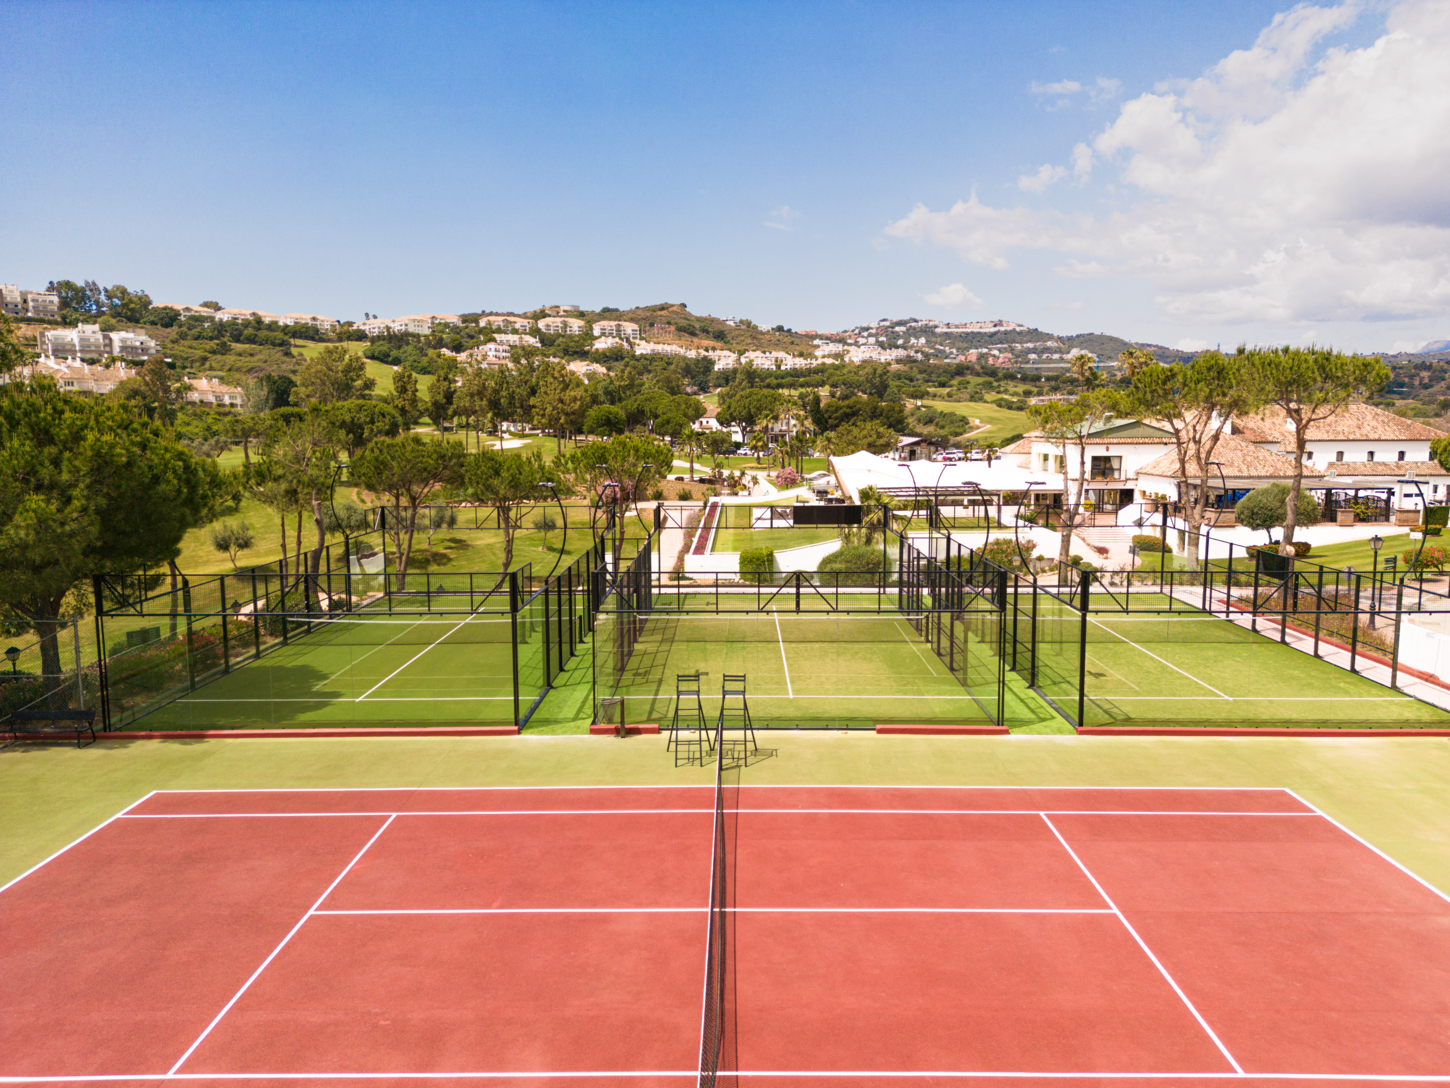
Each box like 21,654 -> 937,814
7,732 -> 1450,898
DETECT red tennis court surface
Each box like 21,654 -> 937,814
4,785 -> 1450,1087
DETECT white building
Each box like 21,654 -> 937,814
591,336 -> 629,352
593,319 -> 640,340
539,316 -> 586,335
6,358 -> 139,394
481,315 -> 535,332
185,376 -> 244,408
280,313 -> 340,332
213,308 -> 281,323
1,285 -> 60,319
567,359 -> 608,381
493,333 -> 540,348
44,324 -> 159,361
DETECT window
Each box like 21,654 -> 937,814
1398,451 -> 1406,461
1367,451 -> 1375,462
1335,451 -> 1344,461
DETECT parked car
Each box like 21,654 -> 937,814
938,449 -> 966,462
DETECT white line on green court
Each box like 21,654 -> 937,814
896,621 -> 942,678
773,608 -> 793,698
356,611 -> 494,700
313,620 -> 425,688
1089,617 -> 1230,699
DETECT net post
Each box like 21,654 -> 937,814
251,572 -> 262,659
1077,570 -> 1090,729
182,578 -> 196,693
509,569 -> 521,731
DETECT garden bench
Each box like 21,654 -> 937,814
6,708 -> 97,748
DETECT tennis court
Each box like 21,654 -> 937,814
5,780 -> 1450,1085
600,610 -> 1003,729
1026,598 -> 1450,729
131,612 -> 524,728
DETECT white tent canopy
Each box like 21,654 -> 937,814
829,451 -> 1067,503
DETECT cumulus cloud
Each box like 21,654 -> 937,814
923,283 -> 985,310
885,0 -> 1450,326
1029,76 -> 1121,109
763,205 -> 801,231
1018,164 -> 1067,192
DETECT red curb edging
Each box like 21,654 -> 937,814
1077,726 -> 1450,737
875,724 -> 1011,735
588,723 -> 661,735
91,725 -> 520,740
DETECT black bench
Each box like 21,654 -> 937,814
6,708 -> 97,748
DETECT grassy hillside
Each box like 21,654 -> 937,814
290,339 -> 435,396
574,302 -> 818,354
917,398 -> 1031,445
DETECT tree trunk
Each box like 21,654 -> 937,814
168,559 -> 181,636
396,503 -> 420,591
277,513 -> 288,586
308,487 -> 326,612
1280,425 -> 1308,556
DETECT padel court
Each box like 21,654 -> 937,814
135,613 -> 522,727
5,784 -> 1450,1085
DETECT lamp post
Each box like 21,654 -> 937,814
1369,532 -> 1384,626
537,480 -> 568,582
1397,477 -> 1429,581
1014,480 -> 1045,573
4,646 -> 18,674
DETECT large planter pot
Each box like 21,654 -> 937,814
1397,509 -> 1420,526
1336,509 -> 1355,526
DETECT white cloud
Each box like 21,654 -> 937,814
763,205 -> 801,231
1030,79 -> 1082,96
886,0 -> 1450,327
923,283 -> 985,310
1018,164 -> 1067,192
1051,301 -> 1085,310
1176,338 -> 1210,351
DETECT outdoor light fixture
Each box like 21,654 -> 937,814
5,646 -> 19,673
1013,479 -> 1046,571
1398,477 -> 1430,576
537,480 -> 568,581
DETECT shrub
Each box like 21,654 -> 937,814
738,546 -> 776,583
1427,506 -> 1450,530
650,486 -> 665,502
817,543 -> 885,586
980,536 -> 1036,571
1402,545 -> 1450,574
1292,541 -> 1312,557
677,486 -> 694,502
1131,534 -> 1171,554
774,467 -> 802,488
1235,483 -> 1321,540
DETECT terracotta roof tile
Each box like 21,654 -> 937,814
1319,460 -> 1449,477
1137,431 -> 1322,479
1238,403 -> 1445,443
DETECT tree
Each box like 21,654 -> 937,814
210,521 -> 254,569
1027,391 -> 1120,572
426,372 -> 455,436
0,379 -> 220,683
1117,348 -> 1156,382
719,388 -> 784,437
1069,353 -> 1101,391
328,400 -> 403,458
296,345 -> 376,405
114,357 -> 188,422
103,284 -> 153,323
455,448 -> 553,579
425,504 -> 457,547
534,363 -> 591,453
350,435 -> 465,590
224,413 -> 267,465
1239,346 -> 1389,556
583,405 -> 627,437
703,429 -> 733,477
259,410 -> 343,608
454,364 -> 492,450
747,429 -> 769,462
1127,353 -> 1260,570
389,365 -> 424,429
559,434 -> 672,544
1234,483 -> 1322,543
830,418 -> 897,457
0,316 -> 27,377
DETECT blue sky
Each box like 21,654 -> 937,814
3,1 -> 1445,352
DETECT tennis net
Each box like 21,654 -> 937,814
698,717 -> 728,1088
634,611 -> 935,644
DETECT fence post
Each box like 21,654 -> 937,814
509,569 -> 521,732
72,617 -> 84,710
1348,573 -> 1362,673
220,574 -> 231,674
91,575 -> 111,730
182,579 -> 196,693
1077,571 -> 1090,729
1313,566 -> 1324,658
1390,581 -> 1406,689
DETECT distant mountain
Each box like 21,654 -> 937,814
1421,339 -> 1450,354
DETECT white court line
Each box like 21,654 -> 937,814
1089,616 -> 1231,700
1088,696 -> 1412,702
175,696 -> 514,703
896,620 -> 943,678
0,791 -> 158,898
119,808 -> 1321,819
146,784 -> 1302,793
313,618 -> 424,688
5,1071 -> 1450,1082
357,612 -> 496,701
773,608 -> 793,698
167,815 -> 396,1075
1040,813 -> 1243,1074
1284,789 -> 1450,905
315,907 -> 1117,915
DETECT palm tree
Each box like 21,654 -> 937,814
1118,348 -> 1156,383
748,429 -> 769,463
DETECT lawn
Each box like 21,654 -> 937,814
917,398 -> 1031,446
1295,532 -> 1416,572
710,525 -> 840,552
289,339 -> 436,397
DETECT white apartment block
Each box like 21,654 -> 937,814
44,324 -> 159,361
591,336 -> 630,352
493,333 -> 540,348
1,285 -> 60,319
213,308 -> 281,322
7,358 -> 139,394
592,319 -> 640,340
633,340 -> 693,357
538,316 -> 586,335
280,313 -> 340,332
567,359 -> 608,381
481,315 -> 535,332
